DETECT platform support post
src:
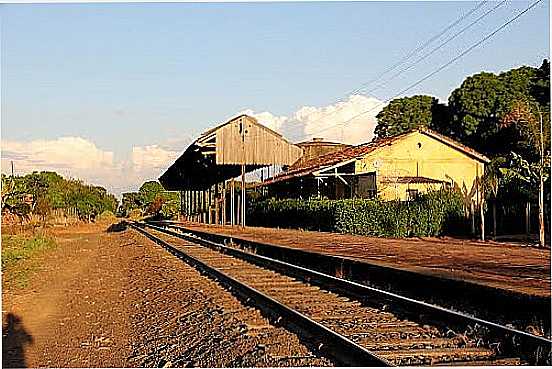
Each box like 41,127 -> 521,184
230,180 -> 235,226
241,164 -> 246,228
222,180 -> 227,226
215,183 -> 219,225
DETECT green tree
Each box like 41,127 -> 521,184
374,95 -> 449,139
447,63 -> 548,156
138,181 -> 164,210
121,192 -> 141,217
34,196 -> 52,226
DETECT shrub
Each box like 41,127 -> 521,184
248,189 -> 467,238
128,208 -> 142,220
97,210 -> 117,223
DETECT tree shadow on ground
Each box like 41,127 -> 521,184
2,313 -> 33,368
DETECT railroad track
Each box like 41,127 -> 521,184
128,221 -> 551,366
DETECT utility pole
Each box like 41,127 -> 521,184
537,104 -> 545,248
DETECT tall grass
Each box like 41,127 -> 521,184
2,233 -> 57,288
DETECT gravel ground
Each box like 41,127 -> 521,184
2,222 -> 333,367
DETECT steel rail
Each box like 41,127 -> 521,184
145,220 -> 552,365
128,221 -> 393,367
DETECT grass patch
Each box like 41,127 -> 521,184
2,233 -> 57,289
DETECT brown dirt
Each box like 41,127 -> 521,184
2,222 -> 332,367
182,222 -> 551,298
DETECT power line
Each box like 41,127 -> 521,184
294,0 -> 545,142
276,1 -> 491,131
358,0 -> 508,96
345,0 -> 490,97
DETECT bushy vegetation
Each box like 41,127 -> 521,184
1,233 -> 57,288
249,189 -> 466,238
96,210 -> 117,223
374,60 -> 550,243
119,180 -> 180,219
1,171 -> 118,223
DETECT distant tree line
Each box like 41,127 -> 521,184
119,180 -> 180,219
1,171 -> 118,223
374,59 -> 550,245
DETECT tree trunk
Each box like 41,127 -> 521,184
539,175 -> 545,248
480,199 -> 485,241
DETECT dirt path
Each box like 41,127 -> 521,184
2,222 -> 331,368
2,223 -> 133,367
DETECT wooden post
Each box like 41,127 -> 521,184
222,180 -> 227,226
241,164 -> 246,228
192,190 -> 195,221
215,183 -> 220,225
236,191 -> 241,227
205,189 -> 208,223
207,187 -> 212,224
187,190 -> 191,221
230,180 -> 235,226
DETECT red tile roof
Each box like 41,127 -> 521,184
261,128 -> 489,186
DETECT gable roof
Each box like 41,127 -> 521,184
261,128 -> 489,186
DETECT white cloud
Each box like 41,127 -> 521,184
1,137 -> 114,172
239,109 -> 289,132
242,94 -> 384,145
0,137 -> 180,198
131,145 -> 180,172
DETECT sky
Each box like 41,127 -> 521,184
1,0 -> 549,197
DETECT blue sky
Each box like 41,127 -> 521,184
1,1 -> 549,196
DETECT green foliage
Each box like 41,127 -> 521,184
97,210 -> 117,223
160,197 -> 180,219
128,208 -> 143,220
139,181 -> 165,208
447,63 -> 549,156
120,192 -> 141,217
34,196 -> 52,223
1,171 -> 118,222
374,95 -> 450,139
249,189 -> 466,238
1,233 -> 57,288
121,181 -> 180,219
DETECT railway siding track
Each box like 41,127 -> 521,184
130,221 -> 551,366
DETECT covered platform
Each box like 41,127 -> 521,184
159,114 -> 302,226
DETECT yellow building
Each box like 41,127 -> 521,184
264,128 -> 490,202
354,128 -> 489,201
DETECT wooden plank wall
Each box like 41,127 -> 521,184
215,116 -> 302,165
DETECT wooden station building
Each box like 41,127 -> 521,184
160,115 -> 489,226
159,114 -> 302,226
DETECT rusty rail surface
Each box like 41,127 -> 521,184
133,221 -> 551,366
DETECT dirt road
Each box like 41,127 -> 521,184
2,222 -> 330,367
